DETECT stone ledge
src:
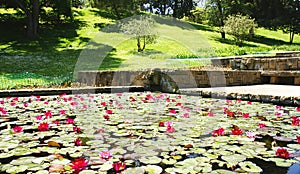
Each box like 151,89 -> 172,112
0,86 -> 145,98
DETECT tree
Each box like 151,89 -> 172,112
14,0 -> 40,39
280,0 -> 300,44
224,14 -> 257,46
121,15 -> 157,52
205,0 -> 253,39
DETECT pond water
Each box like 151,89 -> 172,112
0,92 -> 299,174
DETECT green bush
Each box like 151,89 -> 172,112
224,14 -> 257,46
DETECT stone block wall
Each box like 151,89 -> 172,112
77,70 -> 263,91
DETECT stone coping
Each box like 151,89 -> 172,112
180,84 -> 300,106
0,86 -> 145,98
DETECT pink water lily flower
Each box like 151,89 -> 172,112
70,158 -> 89,172
13,126 -> 23,133
243,113 -> 250,118
212,128 -> 225,136
36,115 -> 43,120
75,138 -> 82,146
246,131 -> 256,138
169,109 -> 176,114
291,116 -> 299,126
259,123 -> 266,128
99,150 -> 112,159
38,122 -> 49,131
166,121 -> 173,127
113,161 -> 126,172
59,110 -> 66,115
66,118 -> 75,124
166,126 -> 175,133
45,111 -> 53,119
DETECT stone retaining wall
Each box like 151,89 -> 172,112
211,51 -> 300,71
77,69 -> 263,92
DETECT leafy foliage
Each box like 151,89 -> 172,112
224,14 -> 257,46
121,15 -> 158,52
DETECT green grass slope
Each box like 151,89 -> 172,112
0,8 -> 299,89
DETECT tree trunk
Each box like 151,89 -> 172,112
137,37 -> 142,52
173,0 -> 178,18
142,36 -> 146,51
216,0 -> 225,39
15,0 -> 39,39
221,31 -> 226,39
290,29 -> 294,44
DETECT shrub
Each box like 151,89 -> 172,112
224,14 -> 257,46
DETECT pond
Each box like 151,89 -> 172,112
0,92 -> 299,173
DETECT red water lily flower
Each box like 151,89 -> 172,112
291,116 -> 299,126
59,110 -> 66,115
12,126 -> 23,133
247,101 -> 252,105
99,150 -> 112,159
70,158 -> 89,172
106,110 -> 113,114
183,113 -> 190,118
36,115 -> 43,120
66,118 -> 75,124
276,148 -> 290,159
112,161 -> 126,172
73,126 -> 81,133
208,111 -> 214,117
243,113 -> 250,118
23,103 -> 28,107
232,127 -> 243,135
53,119 -> 60,125
166,126 -> 175,133
227,111 -> 235,117
158,121 -> 164,127
103,115 -> 110,121
259,123 -> 266,128
169,109 -> 176,114
45,111 -> 53,119
75,138 -> 82,146
212,128 -> 225,136
38,122 -> 49,131
296,107 -> 300,112
297,136 -> 300,144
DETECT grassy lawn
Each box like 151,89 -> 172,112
0,8 -> 300,89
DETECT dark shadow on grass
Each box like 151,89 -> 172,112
248,35 -> 300,46
213,36 -> 258,47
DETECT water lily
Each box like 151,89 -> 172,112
158,121 -> 164,127
232,127 -> 243,135
297,136 -> 300,144
70,157 -> 89,172
103,114 -> 110,121
100,102 -> 106,107
276,105 -> 282,110
106,110 -> 113,114
291,116 -> 299,126
45,111 -> 53,119
73,126 -> 81,133
208,111 -> 214,117
227,111 -> 235,117
112,161 -> 126,172
38,122 -> 49,131
166,126 -> 175,133
12,126 -> 23,133
276,148 -> 290,159
243,113 -> 250,118
166,121 -> 173,127
212,128 -> 225,136
99,150 -> 112,159
247,101 -> 252,105
246,131 -> 256,138
59,109 -> 66,115
66,118 -> 75,124
36,115 -> 43,120
23,103 -> 28,107
53,119 -> 60,125
75,138 -> 82,146
259,123 -> 266,128
183,113 -> 190,118
169,109 -> 176,114
297,107 -> 300,112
